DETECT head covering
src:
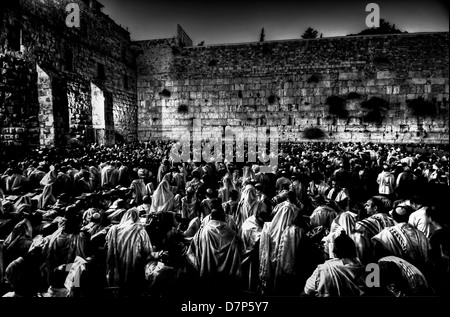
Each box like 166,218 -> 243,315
150,179 -> 174,213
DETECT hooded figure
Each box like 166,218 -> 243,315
150,179 -> 175,214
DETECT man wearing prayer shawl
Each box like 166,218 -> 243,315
240,204 -> 270,292
106,208 -> 155,296
186,208 -> 242,295
180,186 -> 199,223
303,231 -> 367,297
129,168 -> 147,206
377,256 -> 432,296
322,204 -> 357,260
3,210 -> 34,268
259,192 -> 313,295
372,222 -> 430,273
352,196 -> 396,264
100,161 -> 115,188
235,185 -> 266,231
42,205 -> 90,290
150,179 -> 174,214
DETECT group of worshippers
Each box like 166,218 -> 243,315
0,140 -> 448,297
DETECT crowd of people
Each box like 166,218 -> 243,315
0,140 -> 448,298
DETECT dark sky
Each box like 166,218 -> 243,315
100,0 -> 449,45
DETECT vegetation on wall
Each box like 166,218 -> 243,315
347,92 -> 361,100
159,89 -> 171,98
361,96 -> 389,124
407,97 -> 437,116
307,74 -> 320,84
177,104 -> 189,113
326,96 -> 348,118
303,127 -> 325,139
268,94 -> 277,105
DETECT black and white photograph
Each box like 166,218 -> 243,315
0,0 -> 448,312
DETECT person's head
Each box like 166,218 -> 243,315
229,189 -> 239,201
254,183 -> 263,193
331,178 -> 341,189
255,203 -> 270,226
364,197 -> 384,216
281,183 -> 290,191
312,195 -> 326,207
186,186 -> 195,198
205,188 -> 214,199
390,204 -> 413,223
287,191 -> 297,204
333,231 -> 357,259
210,208 -> 226,222
142,195 -> 151,205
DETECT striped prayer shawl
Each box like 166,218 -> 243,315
378,255 -> 430,296
372,223 -> 430,270
355,213 -> 396,238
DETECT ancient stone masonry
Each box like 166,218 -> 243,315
1,0 -> 137,148
0,0 -> 448,149
136,32 -> 449,144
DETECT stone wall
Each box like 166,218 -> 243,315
136,32 -> 449,144
0,0 -> 137,147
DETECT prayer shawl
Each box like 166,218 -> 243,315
181,195 -> 198,221
242,166 -> 256,182
101,164 -> 115,187
259,201 -> 299,293
187,219 -> 241,282
40,170 -> 57,187
172,172 -> 186,194
377,171 -> 395,195
150,180 -> 174,214
372,223 -> 430,271
106,209 -> 153,288
218,177 -> 235,203
240,215 -> 263,292
8,174 -> 27,193
353,213 -> 396,264
323,211 -> 357,259
408,207 -> 438,239
202,214 -> 238,233
304,258 -> 366,297
157,164 -> 169,184
241,215 -> 263,253
27,169 -> 45,189
310,205 -> 339,230
46,225 -> 89,272
129,179 -> 147,205
378,256 -> 430,296
3,219 -> 33,267
235,185 -> 265,230
355,213 -> 396,238
89,166 -> 101,189
37,183 -> 56,210
290,180 -> 305,202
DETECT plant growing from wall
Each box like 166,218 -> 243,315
159,89 -> 171,98
372,56 -> 391,65
326,96 -> 348,118
303,127 -> 325,139
268,94 -> 277,105
307,74 -> 320,84
172,46 -> 180,55
347,92 -> 361,100
361,96 -> 389,125
177,104 -> 189,113
407,97 -> 437,116
363,110 -> 383,124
